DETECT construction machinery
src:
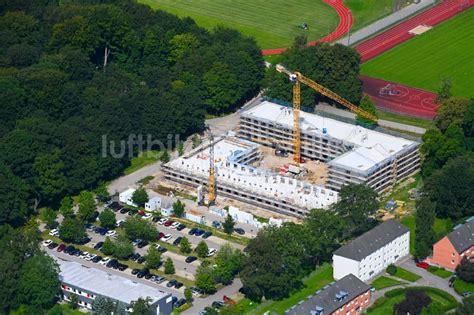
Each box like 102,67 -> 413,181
275,64 -> 378,164
206,126 -> 216,205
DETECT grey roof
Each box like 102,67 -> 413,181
285,274 -> 370,315
447,217 -> 474,254
333,219 -> 410,261
56,258 -> 170,305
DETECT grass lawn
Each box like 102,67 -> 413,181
123,150 -> 162,175
394,266 -> 421,282
246,264 -> 334,314
376,109 -> 435,131
139,0 -> 396,49
453,279 -> 474,295
367,287 -> 458,314
361,8 -> 474,98
371,276 -> 405,290
427,266 -> 454,279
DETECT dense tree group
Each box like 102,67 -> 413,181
241,184 -> 378,302
0,0 -> 264,226
263,37 -> 362,107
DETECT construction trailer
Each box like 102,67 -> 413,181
238,101 -> 420,193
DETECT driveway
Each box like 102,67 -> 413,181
399,258 -> 461,302
182,278 -> 243,315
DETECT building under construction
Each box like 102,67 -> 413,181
163,100 -> 420,217
239,101 -> 421,193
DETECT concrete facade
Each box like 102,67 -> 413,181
238,101 -> 420,193
333,220 -> 410,281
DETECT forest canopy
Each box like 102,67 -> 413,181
0,0 -> 264,224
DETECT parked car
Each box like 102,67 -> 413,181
137,256 -> 145,264
462,291 -> 471,297
416,262 -> 429,269
86,254 -> 97,261
162,234 -> 172,242
145,273 -> 153,280
171,222 -> 181,229
188,228 -> 198,235
115,219 -> 125,227
137,240 -> 149,248
164,220 -> 175,227
143,213 -> 153,220
57,243 -> 66,252
175,282 -> 183,289
157,232 -> 165,240
77,236 -> 92,245
173,237 -> 183,246
174,298 -> 186,308
106,230 -> 117,237
152,216 -> 162,223
42,239 -> 53,247
212,301 -> 224,309
47,242 -> 58,249
120,207 -> 129,214
131,268 -> 140,275
94,241 -> 104,250
194,229 -> 205,237
158,218 -> 168,225
234,228 -> 245,235
212,221 -> 221,229
153,275 -> 166,283
132,239 -> 143,246
202,231 -> 212,239
207,248 -> 217,257
137,268 -> 150,278
106,259 -> 119,268
130,253 -> 141,261
99,257 -> 111,266
92,255 -> 103,263
176,223 -> 186,231
167,279 -> 178,288
157,247 -> 168,254
118,263 -> 128,271
49,229 -> 59,237
107,202 -> 120,210
64,245 -> 75,254
185,256 -> 197,263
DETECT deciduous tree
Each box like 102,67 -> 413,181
195,240 -> 209,258
145,247 -> 162,269
164,257 -> 175,275
180,237 -> 192,254
99,208 -> 116,229
223,214 -> 236,235
132,187 -> 148,207
78,191 -> 96,223
172,200 -> 185,218
59,218 -> 86,243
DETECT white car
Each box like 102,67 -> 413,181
158,218 -> 167,225
171,222 -> 180,229
162,234 -> 172,242
106,230 -> 117,237
99,257 -> 111,266
49,229 -> 59,236
208,248 -> 217,257
143,213 -> 153,220
115,220 -> 124,227
86,254 -> 97,261
42,239 -> 53,247
80,251 -> 90,259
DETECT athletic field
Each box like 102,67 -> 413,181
361,7 -> 474,98
139,0 -> 394,49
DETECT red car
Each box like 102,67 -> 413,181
138,210 -> 145,216
416,262 -> 429,269
157,232 -> 165,240
57,243 -> 66,252
164,220 -> 174,227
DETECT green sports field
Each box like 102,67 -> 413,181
139,0 -> 395,49
361,7 -> 474,98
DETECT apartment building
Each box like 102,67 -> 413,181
238,101 -> 420,193
285,274 -> 371,315
56,258 -> 173,314
428,217 -> 474,270
333,220 -> 410,281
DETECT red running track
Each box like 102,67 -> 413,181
361,75 -> 438,119
356,0 -> 474,62
262,0 -> 353,56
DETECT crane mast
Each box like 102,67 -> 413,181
275,64 -> 378,164
207,128 -> 216,205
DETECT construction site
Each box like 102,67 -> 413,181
163,66 -> 421,218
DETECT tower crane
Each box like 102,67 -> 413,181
275,64 -> 378,164
206,126 -> 216,205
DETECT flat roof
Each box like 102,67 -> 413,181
167,137 -> 338,209
333,219 -> 410,261
286,274 -> 370,315
56,258 -> 170,305
243,101 -> 417,172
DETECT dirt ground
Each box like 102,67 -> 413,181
254,145 -> 328,185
